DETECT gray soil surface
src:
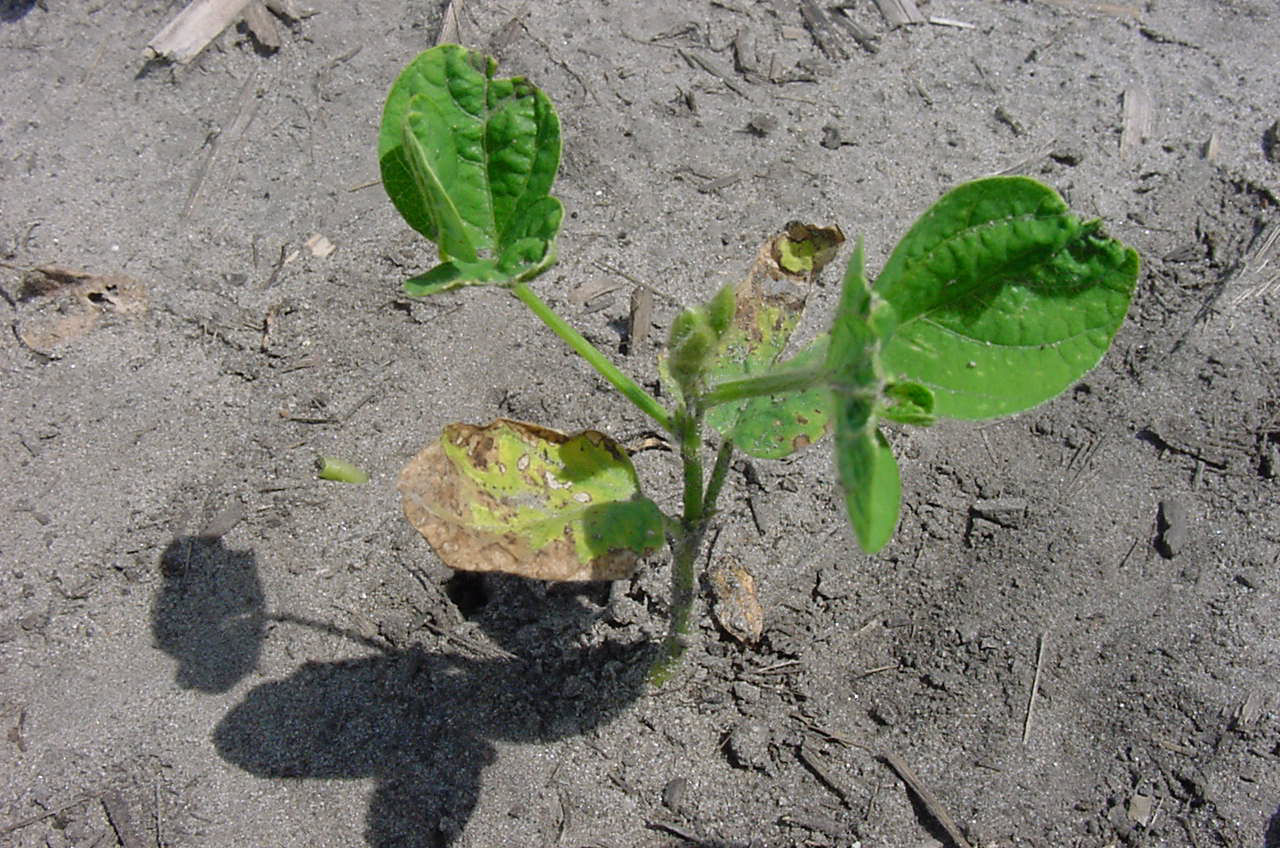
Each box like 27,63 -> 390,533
3,1 -> 1279,846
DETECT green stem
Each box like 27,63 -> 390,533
702,438 -> 735,517
511,282 -> 673,433
701,364 -> 827,408
648,402 -> 710,684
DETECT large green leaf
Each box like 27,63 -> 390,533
379,45 -> 563,294
875,177 -> 1138,419
700,223 -> 844,458
398,419 -> 666,581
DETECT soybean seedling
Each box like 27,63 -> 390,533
382,46 -> 1139,683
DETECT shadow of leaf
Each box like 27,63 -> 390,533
154,537 -> 648,847
152,537 -> 264,694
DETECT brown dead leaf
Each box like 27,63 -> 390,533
708,558 -> 764,645
15,267 -> 147,354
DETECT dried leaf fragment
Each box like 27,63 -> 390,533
708,558 -> 764,645
398,419 -> 666,581
15,267 -> 147,354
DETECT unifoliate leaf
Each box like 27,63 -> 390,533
874,176 -> 1139,419
698,223 -> 845,458
398,419 -> 665,581
379,45 -> 563,292
826,238 -> 902,553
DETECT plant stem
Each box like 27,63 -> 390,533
649,403 -> 724,685
701,364 -> 827,408
510,282 -> 673,433
702,438 -> 735,517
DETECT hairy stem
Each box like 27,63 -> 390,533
701,364 -> 827,408
511,282 -> 673,433
649,404 -> 722,685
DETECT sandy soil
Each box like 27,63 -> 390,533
2,1 -> 1279,846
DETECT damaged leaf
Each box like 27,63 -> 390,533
398,419 -> 666,581
700,223 -> 844,458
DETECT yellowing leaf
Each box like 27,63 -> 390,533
398,419 -> 666,581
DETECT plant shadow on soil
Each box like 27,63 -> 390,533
151,536 -> 649,847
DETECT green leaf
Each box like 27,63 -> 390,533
834,404 -> 902,555
879,381 -> 935,426
700,223 -> 845,458
825,238 -> 901,552
875,176 -> 1139,419
397,419 -> 666,581
723,336 -> 832,459
379,45 -> 564,293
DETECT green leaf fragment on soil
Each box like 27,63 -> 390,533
397,419 -> 665,581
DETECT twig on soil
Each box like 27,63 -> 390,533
871,0 -> 925,28
646,819 -> 713,845
101,790 -> 146,848
183,71 -> 260,219
880,750 -> 973,848
0,797 -> 94,835
1022,631 -> 1048,744
800,0 -> 850,61
1030,0 -> 1140,17
797,743 -> 858,806
678,48 -> 748,97
436,0 -> 463,45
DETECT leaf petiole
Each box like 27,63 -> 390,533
701,363 -> 829,408
510,282 -> 673,433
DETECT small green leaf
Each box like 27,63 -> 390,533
875,177 -> 1138,419
833,396 -> 902,554
879,381 -> 936,426
397,419 -> 666,581
825,238 -> 902,552
699,223 -> 845,458
379,45 -> 564,293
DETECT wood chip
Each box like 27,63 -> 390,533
1120,86 -> 1154,154
627,285 -> 654,352
241,0 -> 280,51
304,233 -> 335,257
872,0 -> 925,27
147,0 -> 253,63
